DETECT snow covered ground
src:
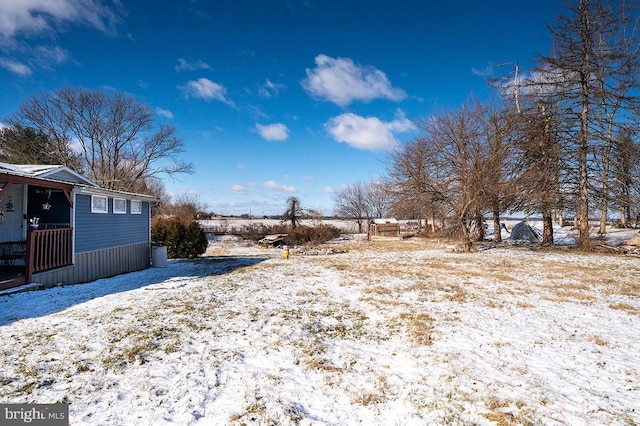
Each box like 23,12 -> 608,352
1,229 -> 639,425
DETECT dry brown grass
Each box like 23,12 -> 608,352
609,303 -> 638,315
483,398 -> 532,426
551,289 -> 596,302
604,282 -> 640,297
362,285 -> 393,295
359,296 -> 412,310
588,335 -> 609,346
397,312 -> 434,346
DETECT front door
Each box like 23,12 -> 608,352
0,183 -> 26,242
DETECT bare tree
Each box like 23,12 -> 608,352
612,128 -> 640,226
365,181 -> 393,219
282,196 -> 303,228
334,182 -> 369,233
7,87 -> 192,193
386,135 -> 444,234
476,103 -> 520,243
511,100 -> 564,245
592,1 -> 640,234
387,99 -> 491,251
539,0 -> 640,247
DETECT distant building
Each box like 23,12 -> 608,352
368,218 -> 401,241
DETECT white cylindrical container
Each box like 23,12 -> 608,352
152,245 -> 168,267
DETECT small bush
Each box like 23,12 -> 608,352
284,224 -> 341,246
232,223 -> 288,242
230,223 -> 341,246
152,217 -> 208,259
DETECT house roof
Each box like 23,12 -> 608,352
76,186 -> 159,203
0,163 -> 98,187
370,218 -> 399,224
0,163 -> 158,203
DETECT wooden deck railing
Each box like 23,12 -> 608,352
26,228 -> 73,281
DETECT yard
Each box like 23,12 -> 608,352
1,234 -> 639,425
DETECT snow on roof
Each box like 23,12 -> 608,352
0,162 -> 25,173
12,164 -> 63,174
0,163 -> 98,187
371,218 -> 398,224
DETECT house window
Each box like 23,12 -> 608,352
91,195 -> 108,213
130,200 -> 142,214
113,198 -> 127,214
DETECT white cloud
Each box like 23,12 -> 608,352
264,180 -> 297,193
326,111 -> 415,151
0,0 -> 119,38
155,107 -> 174,119
180,78 -> 234,105
302,54 -> 406,106
255,123 -> 289,141
34,44 -> 69,65
258,78 -> 286,98
175,58 -> 211,72
323,186 -> 334,193
232,184 -> 248,195
0,58 -> 32,76
0,1 -> 116,74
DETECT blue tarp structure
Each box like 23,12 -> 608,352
509,221 -> 541,243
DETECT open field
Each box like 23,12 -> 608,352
1,235 -> 639,425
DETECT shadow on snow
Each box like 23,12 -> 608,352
0,255 -> 269,326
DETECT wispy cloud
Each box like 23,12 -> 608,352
34,45 -> 69,66
302,54 -> 406,106
2,45 -> 71,75
264,180 -> 297,193
255,123 -> 289,141
179,78 -> 234,105
0,0 -> 119,74
326,110 -> 415,151
175,58 -> 212,72
0,58 -> 32,76
232,184 -> 248,195
258,78 -> 286,98
0,0 -> 120,39
155,107 -> 174,119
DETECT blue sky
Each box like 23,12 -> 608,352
0,1 -> 565,216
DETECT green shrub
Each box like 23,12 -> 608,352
152,217 -> 208,259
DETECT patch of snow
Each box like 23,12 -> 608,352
0,238 -> 639,425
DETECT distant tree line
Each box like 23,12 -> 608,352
335,0 -> 640,251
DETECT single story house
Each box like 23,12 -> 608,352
367,218 -> 401,241
0,162 -> 158,291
